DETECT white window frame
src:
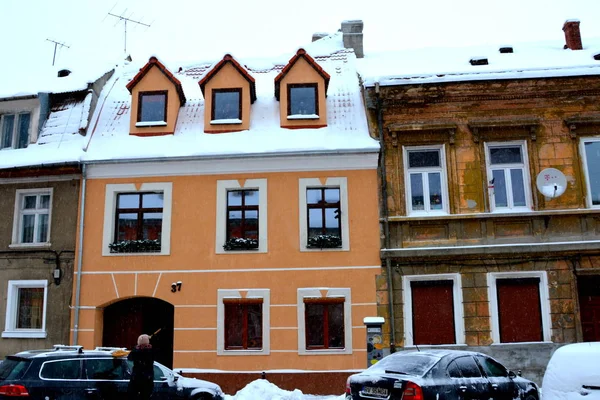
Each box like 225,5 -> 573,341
2,280 -> 48,338
580,137 -> 600,208
402,274 -> 465,347
217,289 -> 270,355
11,188 -> 53,248
216,179 -> 267,254
485,141 -> 532,212
487,271 -> 552,344
297,287 -> 352,355
0,112 -> 31,150
102,182 -> 173,256
299,177 -> 349,252
403,145 -> 450,216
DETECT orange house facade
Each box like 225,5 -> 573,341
71,34 -> 381,376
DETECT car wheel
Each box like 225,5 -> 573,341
192,394 -> 213,400
524,392 -> 538,400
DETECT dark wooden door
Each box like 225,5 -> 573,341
578,275 -> 600,342
411,280 -> 455,345
103,297 -> 174,368
497,278 -> 542,343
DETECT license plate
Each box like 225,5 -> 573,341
361,386 -> 389,397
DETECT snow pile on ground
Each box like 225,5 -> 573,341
542,342 -> 600,400
223,379 -> 344,400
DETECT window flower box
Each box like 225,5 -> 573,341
223,237 -> 259,251
109,239 -> 161,254
307,234 -> 342,249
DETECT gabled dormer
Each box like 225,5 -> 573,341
126,56 -> 186,136
198,54 -> 256,133
274,49 -> 330,129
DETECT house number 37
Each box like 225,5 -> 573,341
171,282 -> 182,292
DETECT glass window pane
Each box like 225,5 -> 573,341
325,208 -> 341,235
214,91 -> 240,120
244,190 -> 259,206
41,360 -> 80,380
37,214 -> 49,243
328,303 -> 345,348
308,208 -> 323,232
39,195 -> 50,209
428,172 -> 443,210
490,146 -> 522,165
476,356 -> 507,377
307,189 -> 322,205
324,188 -> 340,204
492,169 -> 508,208
17,113 -> 30,149
142,193 -> 163,208
305,303 -> 324,347
85,358 -> 125,380
410,174 -> 425,211
153,365 -> 165,380
118,194 -> 140,208
1,115 -> 15,149
227,210 -> 242,238
142,213 -> 162,240
117,213 -> 138,241
140,94 -> 166,122
21,215 -> 35,243
408,150 -> 440,168
455,356 -> 482,378
23,195 -> 37,210
290,87 -> 316,115
585,142 -> 600,205
17,287 -> 44,329
247,303 -> 263,349
225,303 -> 243,348
228,191 -> 243,206
510,169 -> 526,207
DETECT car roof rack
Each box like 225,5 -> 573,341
94,347 -> 128,352
53,345 -> 84,353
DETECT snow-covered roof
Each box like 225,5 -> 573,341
82,32 -> 379,164
358,37 -> 600,87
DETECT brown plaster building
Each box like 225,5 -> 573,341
359,21 -> 600,383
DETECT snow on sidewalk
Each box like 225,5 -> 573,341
224,379 -> 345,400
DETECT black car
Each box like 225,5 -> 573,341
0,345 -> 224,399
346,350 -> 539,400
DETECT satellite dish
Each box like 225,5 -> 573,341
536,168 -> 567,198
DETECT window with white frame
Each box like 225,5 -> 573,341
402,274 -> 464,347
1,113 -> 31,149
217,289 -> 270,355
11,188 -> 53,246
102,183 -> 172,256
297,288 -> 352,355
403,145 -> 449,215
2,280 -> 48,338
487,271 -> 551,343
485,141 -> 532,211
299,178 -> 349,251
216,179 -> 267,253
581,138 -> 600,208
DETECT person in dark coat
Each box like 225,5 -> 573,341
128,334 -> 154,400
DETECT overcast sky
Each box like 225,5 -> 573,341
2,0 -> 600,69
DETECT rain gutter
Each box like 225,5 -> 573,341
375,82 -> 396,352
73,163 -> 87,345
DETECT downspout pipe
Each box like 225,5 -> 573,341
73,163 -> 87,345
375,82 -> 396,353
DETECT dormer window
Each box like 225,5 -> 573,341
212,88 -> 242,123
137,91 -> 167,127
288,84 -> 318,119
1,113 -> 31,149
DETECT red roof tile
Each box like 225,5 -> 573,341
274,49 -> 331,100
126,56 -> 186,106
198,54 -> 257,103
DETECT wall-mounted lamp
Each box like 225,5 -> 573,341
53,266 -> 62,286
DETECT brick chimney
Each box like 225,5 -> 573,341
341,20 -> 364,58
563,20 -> 583,50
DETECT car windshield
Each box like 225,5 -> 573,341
0,357 -> 31,380
367,353 -> 439,377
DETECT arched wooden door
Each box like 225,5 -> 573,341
103,297 -> 174,369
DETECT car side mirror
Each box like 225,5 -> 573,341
508,370 -> 517,379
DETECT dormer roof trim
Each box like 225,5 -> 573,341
198,54 -> 257,104
126,56 -> 186,106
274,49 -> 331,101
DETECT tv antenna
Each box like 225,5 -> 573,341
107,9 -> 151,54
46,39 -> 70,66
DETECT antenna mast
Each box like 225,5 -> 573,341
46,39 -> 70,66
108,11 -> 151,54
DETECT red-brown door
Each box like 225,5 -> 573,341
411,280 -> 455,345
496,278 -> 543,343
578,275 -> 600,342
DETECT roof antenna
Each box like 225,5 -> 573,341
107,8 -> 151,54
46,39 -> 70,66
409,332 -> 420,351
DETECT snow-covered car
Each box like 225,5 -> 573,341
542,342 -> 600,400
0,345 -> 224,399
